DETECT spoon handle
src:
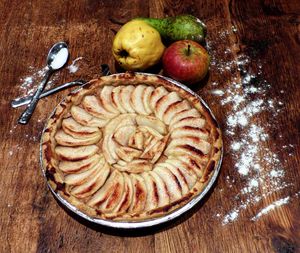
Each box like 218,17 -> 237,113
18,69 -> 52,124
11,79 -> 85,108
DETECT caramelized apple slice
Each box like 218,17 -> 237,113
149,171 -> 170,207
120,85 -> 135,113
99,86 -> 120,114
155,92 -> 182,120
129,174 -> 147,213
170,117 -> 205,131
62,118 -> 100,139
163,100 -> 191,125
102,134 -> 119,164
143,86 -> 154,114
166,136 -> 211,155
136,115 -> 167,135
130,85 -> 148,115
82,95 -> 117,119
116,146 -> 142,162
113,125 -> 136,146
113,159 -> 152,173
141,172 -> 158,210
166,158 -> 197,188
153,165 -> 182,202
159,162 -> 189,195
171,127 -> 209,141
100,171 -> 125,213
71,105 -> 108,127
113,173 -> 134,213
87,170 -> 123,208
128,130 -> 144,150
104,114 -> 136,136
64,158 -> 104,186
169,108 -> 200,126
55,145 -> 99,161
71,162 -> 110,198
55,130 -> 101,147
149,86 -> 168,111
175,155 -> 205,178
59,154 -> 101,174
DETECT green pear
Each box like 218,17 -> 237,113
135,15 -> 207,43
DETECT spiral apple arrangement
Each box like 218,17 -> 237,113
112,15 -> 210,85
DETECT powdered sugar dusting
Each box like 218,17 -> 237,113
67,57 -> 83,73
251,196 -> 290,221
206,26 -> 297,224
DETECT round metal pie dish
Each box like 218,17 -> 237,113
40,72 -> 223,229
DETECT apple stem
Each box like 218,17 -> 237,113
187,44 -> 191,56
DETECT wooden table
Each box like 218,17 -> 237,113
1,0 -> 299,252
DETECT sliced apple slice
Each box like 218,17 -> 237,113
55,130 -> 101,147
87,170 -> 122,208
130,85 -> 148,115
149,171 -> 170,207
55,145 -> 99,161
169,108 -> 200,126
104,114 -> 136,136
116,146 -> 142,162
136,115 -> 167,135
170,117 -> 206,131
163,100 -> 191,125
142,86 -> 154,114
166,136 -> 211,155
129,174 -> 147,213
166,157 -> 197,188
141,172 -> 158,211
102,134 -> 119,164
99,86 -> 120,114
111,86 -> 127,114
172,155 -> 204,178
113,159 -> 152,173
59,154 -> 101,174
113,125 -> 136,146
153,165 -> 182,202
82,95 -> 117,119
155,92 -> 182,120
71,105 -> 108,127
120,85 -> 135,113
100,171 -> 125,213
138,126 -> 164,140
113,172 -> 134,213
62,118 -> 100,139
171,127 -> 209,141
71,162 -> 110,198
128,130 -> 144,150
64,158 -> 103,186
159,162 -> 189,195
149,86 -> 168,111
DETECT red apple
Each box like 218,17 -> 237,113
162,40 -> 210,85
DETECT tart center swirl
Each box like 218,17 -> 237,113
102,114 -> 169,173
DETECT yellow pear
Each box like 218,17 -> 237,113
112,20 -> 165,71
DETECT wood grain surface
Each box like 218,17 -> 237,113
0,0 -> 299,252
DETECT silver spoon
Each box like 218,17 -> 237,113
18,42 -> 69,124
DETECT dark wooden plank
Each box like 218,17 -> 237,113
0,0 -> 299,252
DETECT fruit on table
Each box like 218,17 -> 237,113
112,20 -> 165,71
136,15 -> 207,43
162,40 -> 210,85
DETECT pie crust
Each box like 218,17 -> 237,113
41,72 -> 222,221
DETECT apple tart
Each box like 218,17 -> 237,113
41,72 -> 222,221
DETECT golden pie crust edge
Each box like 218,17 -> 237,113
41,72 -> 223,221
